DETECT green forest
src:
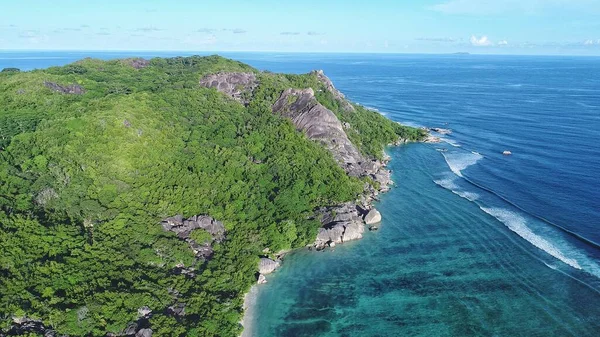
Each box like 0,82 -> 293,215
0,56 -> 424,336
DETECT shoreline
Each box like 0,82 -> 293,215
239,142 -> 404,336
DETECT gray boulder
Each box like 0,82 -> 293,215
364,209 -> 382,225
136,329 -> 153,337
199,72 -> 258,104
257,274 -> 267,284
314,203 -> 365,249
258,258 -> 280,274
44,81 -> 85,95
160,214 -> 226,261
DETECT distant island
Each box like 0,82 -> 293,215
0,56 -> 424,337
452,52 -> 471,55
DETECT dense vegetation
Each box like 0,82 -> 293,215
0,56 -> 423,336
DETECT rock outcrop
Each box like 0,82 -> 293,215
44,81 -> 85,95
122,58 -> 150,70
199,72 -> 258,105
272,88 -> 369,177
314,203 -> 367,250
258,258 -> 280,275
161,214 -> 225,261
311,70 -> 355,112
364,209 -> 382,225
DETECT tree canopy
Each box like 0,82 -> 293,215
0,55 -> 424,336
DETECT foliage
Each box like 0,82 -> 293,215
0,55 -> 421,336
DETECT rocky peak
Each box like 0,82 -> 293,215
311,70 -> 355,112
199,72 -> 258,105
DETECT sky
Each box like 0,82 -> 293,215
1,0 -> 600,55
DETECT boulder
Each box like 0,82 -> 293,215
136,328 -> 153,337
364,209 -> 382,225
258,258 -> 280,274
167,303 -> 186,316
160,214 -> 226,261
44,81 -> 85,95
257,274 -> 267,284
199,72 -> 258,104
137,306 -> 152,319
313,203 -> 365,249
123,58 -> 150,69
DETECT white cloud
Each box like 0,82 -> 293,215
470,35 -> 493,46
583,39 -> 600,46
498,39 -> 509,46
428,0 -> 596,15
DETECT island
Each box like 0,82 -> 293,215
0,56 -> 425,337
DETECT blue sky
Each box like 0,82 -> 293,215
1,0 -> 600,55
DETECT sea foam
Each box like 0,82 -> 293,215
480,207 -> 582,270
441,151 -> 483,177
433,176 -> 480,201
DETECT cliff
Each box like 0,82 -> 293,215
0,55 -> 424,337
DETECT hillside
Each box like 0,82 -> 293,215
0,56 -> 425,337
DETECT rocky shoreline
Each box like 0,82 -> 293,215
221,69 -> 415,336
239,142 -> 399,336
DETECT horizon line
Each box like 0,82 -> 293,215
1,49 -> 600,58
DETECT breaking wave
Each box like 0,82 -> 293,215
441,151 -> 483,177
480,207 -> 582,270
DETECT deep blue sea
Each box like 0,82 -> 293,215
3,51 -> 600,336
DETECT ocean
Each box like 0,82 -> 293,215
2,51 -> 600,336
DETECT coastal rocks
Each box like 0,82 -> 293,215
161,214 -> 225,261
44,81 -> 85,95
311,70 -> 355,112
257,274 -> 267,284
273,88 -> 367,177
258,258 -> 280,275
256,258 -> 280,284
424,135 -> 442,143
314,203 -> 366,250
199,72 -> 258,105
430,127 -> 452,135
364,209 -> 382,225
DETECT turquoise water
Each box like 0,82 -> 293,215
3,52 -> 600,336
250,143 -> 600,336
